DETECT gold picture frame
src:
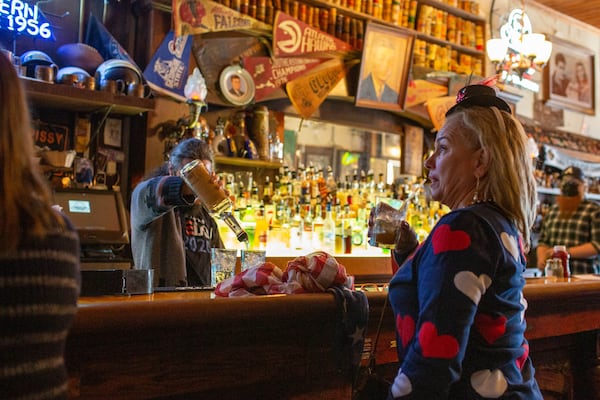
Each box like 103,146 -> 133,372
355,22 -> 415,112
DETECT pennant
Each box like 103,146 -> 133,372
286,58 -> 347,119
85,14 -> 138,68
425,96 -> 456,132
273,11 -> 353,58
173,0 -> 271,37
404,79 -> 449,108
143,31 -> 193,102
243,56 -> 323,101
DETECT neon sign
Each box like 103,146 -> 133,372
0,0 -> 54,40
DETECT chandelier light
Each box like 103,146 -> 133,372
486,4 -> 552,91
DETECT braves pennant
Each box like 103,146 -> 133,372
173,0 -> 271,36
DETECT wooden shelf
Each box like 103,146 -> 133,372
416,32 -> 484,56
22,78 -> 155,115
418,0 -> 485,22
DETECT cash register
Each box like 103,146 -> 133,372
53,189 -> 152,295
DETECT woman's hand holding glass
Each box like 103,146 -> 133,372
367,202 -> 417,253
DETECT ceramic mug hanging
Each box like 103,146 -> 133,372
219,64 -> 255,107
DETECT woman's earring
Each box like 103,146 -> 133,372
472,176 -> 480,203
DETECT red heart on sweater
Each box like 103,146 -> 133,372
516,343 -> 529,370
431,224 -> 471,254
396,314 -> 416,348
474,313 -> 507,344
418,321 -> 459,359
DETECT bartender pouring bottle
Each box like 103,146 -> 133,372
536,166 -> 600,275
131,138 -> 224,287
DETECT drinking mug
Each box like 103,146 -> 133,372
35,64 -> 57,83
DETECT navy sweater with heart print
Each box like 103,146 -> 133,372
387,202 -> 542,399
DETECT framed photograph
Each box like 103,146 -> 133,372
544,36 -> 595,115
355,22 -> 415,112
219,65 -> 255,107
103,118 -> 122,148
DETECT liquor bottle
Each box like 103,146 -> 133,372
334,204 -> 344,254
322,202 -> 336,253
312,203 -> 324,250
254,205 -> 268,250
343,203 -> 353,254
290,204 -> 304,250
180,159 -> 248,243
241,205 -> 257,248
302,204 -> 314,250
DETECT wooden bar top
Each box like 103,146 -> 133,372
68,274 -> 600,399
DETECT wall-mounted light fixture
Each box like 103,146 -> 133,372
184,68 -> 208,138
487,3 -> 552,91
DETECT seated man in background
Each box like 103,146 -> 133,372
536,166 -> 600,274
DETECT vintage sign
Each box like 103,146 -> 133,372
286,58 -> 347,119
404,79 -> 448,109
32,120 -> 69,151
243,56 -> 323,101
425,95 -> 455,132
173,0 -> 271,37
0,0 -> 54,40
273,11 -> 353,58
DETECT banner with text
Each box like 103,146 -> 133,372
173,0 -> 271,36
273,11 -> 353,58
143,31 -> 193,102
243,56 -> 323,101
286,58 -> 347,119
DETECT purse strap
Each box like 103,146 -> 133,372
367,293 -> 388,370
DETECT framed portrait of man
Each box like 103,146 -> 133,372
355,22 -> 415,112
544,36 -> 595,115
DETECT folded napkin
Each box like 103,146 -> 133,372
214,251 -> 349,297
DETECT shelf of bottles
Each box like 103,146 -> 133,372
217,164 -> 450,255
212,0 -> 485,75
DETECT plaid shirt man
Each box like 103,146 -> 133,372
537,199 -> 600,274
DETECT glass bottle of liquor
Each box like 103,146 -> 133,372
303,204 -> 314,251
312,203 -> 324,250
322,202 -> 336,253
334,204 -> 345,254
290,204 -> 304,250
254,205 -> 268,250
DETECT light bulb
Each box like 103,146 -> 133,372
486,38 -> 509,63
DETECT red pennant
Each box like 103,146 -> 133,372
243,56 -> 323,101
273,11 -> 353,58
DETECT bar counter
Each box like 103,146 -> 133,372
67,276 -> 600,399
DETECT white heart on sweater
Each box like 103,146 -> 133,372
501,232 -> 519,262
391,369 -> 413,397
471,369 -> 508,398
454,271 -> 491,305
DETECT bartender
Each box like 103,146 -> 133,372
536,166 -> 600,274
130,138 -> 224,287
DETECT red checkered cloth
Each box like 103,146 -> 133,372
214,251 -> 349,297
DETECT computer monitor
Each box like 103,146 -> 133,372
52,189 -> 130,246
